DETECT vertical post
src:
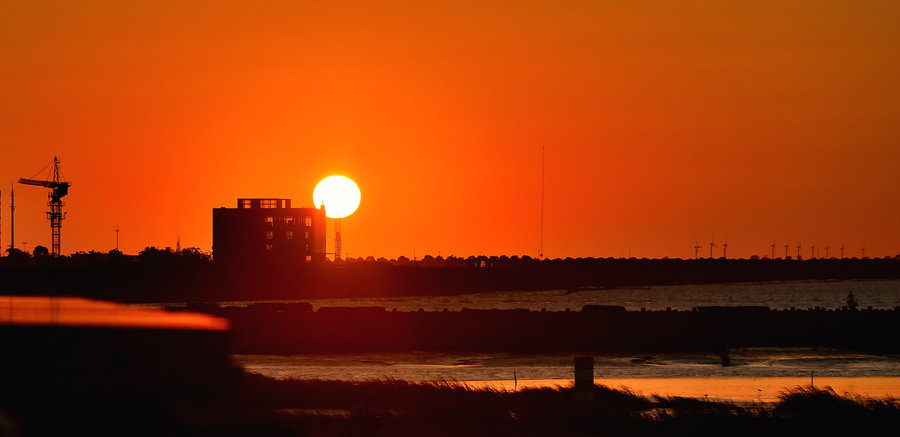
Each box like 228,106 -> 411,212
9,187 -> 13,250
334,217 -> 342,261
574,356 -> 594,401
539,145 -> 544,259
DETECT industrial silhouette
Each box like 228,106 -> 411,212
18,157 -> 70,257
212,198 -> 326,265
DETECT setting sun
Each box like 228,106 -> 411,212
313,176 -> 361,219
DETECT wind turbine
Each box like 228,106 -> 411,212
796,241 -> 802,260
709,237 -> 717,259
693,239 -> 702,260
722,238 -> 728,259
784,241 -> 790,259
810,243 -> 815,260
770,241 -> 776,259
861,244 -> 866,259
825,244 -> 830,259
840,244 -> 845,259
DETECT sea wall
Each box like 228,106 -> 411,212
201,304 -> 900,354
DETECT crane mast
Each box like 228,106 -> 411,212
18,157 -> 70,257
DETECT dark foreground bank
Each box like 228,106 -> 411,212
3,372 -> 899,436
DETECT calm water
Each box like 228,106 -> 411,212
218,279 -> 900,311
235,348 -> 900,401
222,279 -> 900,400
235,348 -> 900,381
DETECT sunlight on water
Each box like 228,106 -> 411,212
234,346 -> 900,402
459,377 -> 900,402
235,348 -> 900,401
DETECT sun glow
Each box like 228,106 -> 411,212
313,176 -> 361,219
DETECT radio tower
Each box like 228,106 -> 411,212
18,157 -> 70,257
539,145 -> 545,259
9,187 -> 14,251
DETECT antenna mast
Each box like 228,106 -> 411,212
539,145 -> 545,259
9,187 -> 14,251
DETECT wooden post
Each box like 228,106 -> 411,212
574,356 -> 594,401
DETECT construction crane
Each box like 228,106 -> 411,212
18,157 -> 70,257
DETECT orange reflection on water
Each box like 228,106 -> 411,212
463,377 -> 900,402
0,296 -> 229,331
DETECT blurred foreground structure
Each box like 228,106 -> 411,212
0,296 -> 233,435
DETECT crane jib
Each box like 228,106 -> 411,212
16,157 -> 70,257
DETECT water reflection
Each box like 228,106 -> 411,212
461,377 -> 900,402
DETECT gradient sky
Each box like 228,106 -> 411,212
1,1 -> 898,259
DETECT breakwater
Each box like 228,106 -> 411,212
3,256 -> 898,302
194,303 -> 900,354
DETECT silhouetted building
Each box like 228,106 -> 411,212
213,198 -> 326,265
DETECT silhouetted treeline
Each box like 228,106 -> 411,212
1,247 -> 899,302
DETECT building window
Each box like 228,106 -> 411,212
305,216 -> 312,227
260,199 -> 278,208
285,216 -> 294,224
241,199 -> 252,209
305,231 -> 310,240
266,230 -> 274,240
286,231 -> 293,240
266,243 -> 274,251
305,255 -> 312,263
265,217 -> 274,226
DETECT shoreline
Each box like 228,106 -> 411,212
450,376 -> 900,403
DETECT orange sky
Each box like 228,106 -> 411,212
1,1 -> 898,259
